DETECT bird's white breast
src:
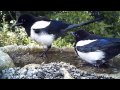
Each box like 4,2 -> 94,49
30,20 -> 55,46
76,40 -> 105,64
30,30 -> 55,46
76,50 -> 105,64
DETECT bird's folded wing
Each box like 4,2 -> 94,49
76,39 -> 120,52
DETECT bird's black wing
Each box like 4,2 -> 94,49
76,38 -> 120,53
45,20 -> 70,38
47,20 -> 70,33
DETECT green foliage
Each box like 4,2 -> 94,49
1,11 -> 120,47
0,16 -> 33,46
0,27 -> 27,46
49,11 -> 91,23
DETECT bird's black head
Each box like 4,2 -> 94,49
72,30 -> 90,41
12,14 -> 36,29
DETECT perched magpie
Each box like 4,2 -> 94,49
12,14 -> 103,57
72,30 -> 120,67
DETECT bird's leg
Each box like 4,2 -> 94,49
94,60 -> 107,68
94,64 -> 100,68
40,45 -> 51,58
95,60 -> 112,68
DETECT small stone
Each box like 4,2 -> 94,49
19,75 -> 26,79
81,77 -> 88,79
18,68 -> 27,75
37,72 -> 46,79
32,75 -> 38,79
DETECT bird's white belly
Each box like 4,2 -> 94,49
77,50 -> 105,64
76,39 -> 105,64
30,30 -> 55,46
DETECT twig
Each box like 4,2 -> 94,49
8,11 -> 15,20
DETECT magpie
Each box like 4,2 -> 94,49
72,30 -> 120,67
12,14 -> 103,57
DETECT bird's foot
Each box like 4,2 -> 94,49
81,63 -> 100,69
93,62 -> 115,69
103,62 -> 116,68
93,64 -> 101,68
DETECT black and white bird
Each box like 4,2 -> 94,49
72,30 -> 120,67
12,14 -> 103,57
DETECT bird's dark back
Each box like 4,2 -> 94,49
46,20 -> 70,38
35,16 -> 50,21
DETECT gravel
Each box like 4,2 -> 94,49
0,62 -> 114,79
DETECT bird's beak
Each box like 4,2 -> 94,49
12,22 -> 23,28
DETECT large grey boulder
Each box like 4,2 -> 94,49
0,50 -> 15,70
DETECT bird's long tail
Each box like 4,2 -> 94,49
63,17 -> 103,32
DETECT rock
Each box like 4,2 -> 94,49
0,62 -> 114,79
60,67 -> 74,79
22,64 -> 41,69
37,71 -> 46,79
0,50 -> 15,70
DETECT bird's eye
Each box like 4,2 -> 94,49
76,34 -> 79,37
21,19 -> 26,22
75,34 -> 78,36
